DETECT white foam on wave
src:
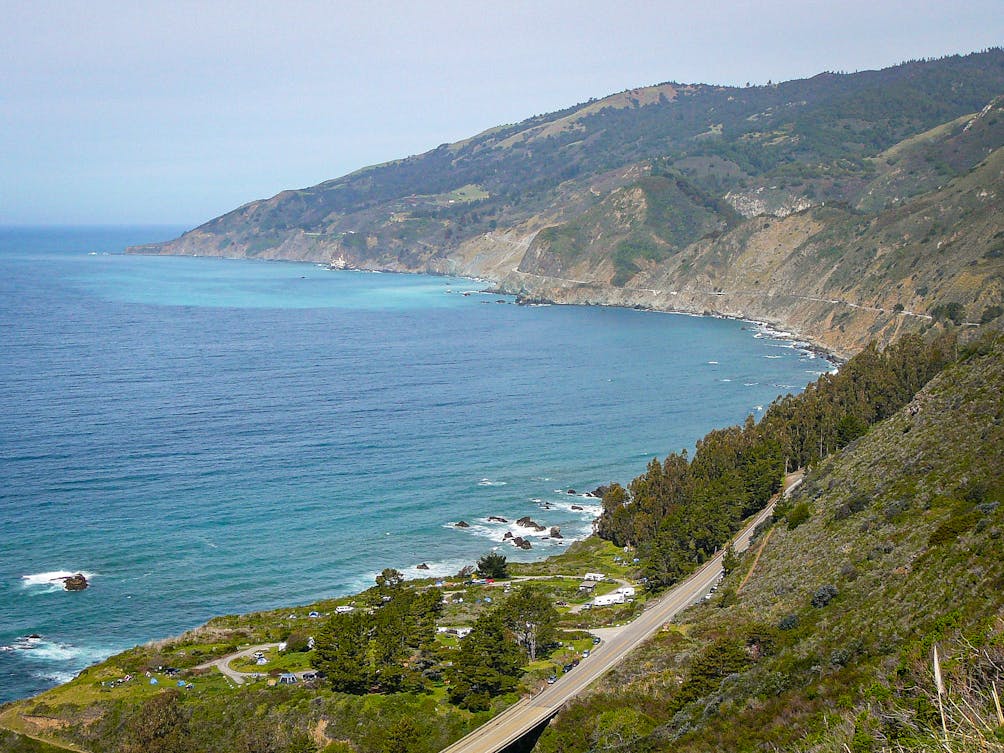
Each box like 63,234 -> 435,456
743,382 -> 759,387
445,521 -> 509,541
707,360 -> 719,365
477,478 -> 507,487
9,635 -> 117,683
542,498 -> 603,519
20,571 -> 96,593
720,378 -> 732,382
764,354 -> 782,359
406,557 -> 480,580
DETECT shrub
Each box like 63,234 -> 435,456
829,648 -> 852,666
778,614 -> 800,630
812,584 -> 838,608
929,510 -> 980,545
840,563 -> 859,581
786,502 -> 812,530
284,630 -> 311,653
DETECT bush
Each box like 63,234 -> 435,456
283,630 -> 312,653
980,305 -> 1002,323
778,614 -> 800,630
929,510 -> 980,545
829,648 -> 852,666
786,502 -> 812,530
812,584 -> 838,608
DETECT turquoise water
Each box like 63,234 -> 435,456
0,227 -> 827,702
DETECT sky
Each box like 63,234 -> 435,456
3,1 -> 1002,226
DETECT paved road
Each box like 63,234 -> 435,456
439,474 -> 801,753
193,643 -> 280,685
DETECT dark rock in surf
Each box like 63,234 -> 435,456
515,516 -> 546,532
61,573 -> 89,591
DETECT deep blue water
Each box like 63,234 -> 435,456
0,226 -> 827,702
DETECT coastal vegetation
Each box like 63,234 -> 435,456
597,333 -> 956,588
535,335 -> 1004,752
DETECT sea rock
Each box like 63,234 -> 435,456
567,489 -> 577,495
61,573 -> 89,591
550,526 -> 562,538
511,536 -> 532,550
487,516 -> 508,523
416,563 -> 430,570
515,516 -> 546,532
455,521 -> 470,528
571,505 -> 583,511
503,531 -> 514,540
591,485 -> 610,498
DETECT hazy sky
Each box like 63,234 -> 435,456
3,1 -> 1002,226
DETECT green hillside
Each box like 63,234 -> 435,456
535,336 -> 1004,752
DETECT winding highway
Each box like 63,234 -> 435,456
439,472 -> 802,753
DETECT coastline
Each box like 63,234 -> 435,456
127,247 -> 848,366
2,246 -> 836,707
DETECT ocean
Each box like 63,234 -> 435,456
0,226 -> 826,703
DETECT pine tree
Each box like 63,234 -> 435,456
500,584 -> 558,661
722,542 -> 740,575
447,609 -> 523,709
314,611 -> 370,694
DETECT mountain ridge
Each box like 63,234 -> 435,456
130,50 -> 1004,356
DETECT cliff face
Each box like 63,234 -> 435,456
130,53 -> 1004,357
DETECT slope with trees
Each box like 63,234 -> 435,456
537,335 -> 1004,752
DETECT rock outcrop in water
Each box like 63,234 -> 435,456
515,516 -> 546,532
60,574 -> 88,591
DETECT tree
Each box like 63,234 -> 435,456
380,717 -> 421,753
500,584 -> 558,661
375,568 -> 404,591
314,611 -> 370,693
722,541 -> 740,575
447,609 -> 523,709
476,552 -> 508,579
121,690 -> 189,753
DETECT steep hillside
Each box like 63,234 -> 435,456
535,336 -> 1004,752
505,135 -> 1004,356
130,51 -> 1004,356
